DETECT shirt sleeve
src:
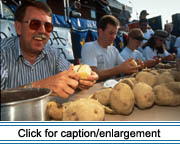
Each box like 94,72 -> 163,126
56,48 -> 71,72
164,50 -> 170,56
81,43 -> 97,66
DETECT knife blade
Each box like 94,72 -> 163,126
76,64 -> 82,72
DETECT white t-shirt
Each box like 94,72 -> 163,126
175,36 -> 180,48
143,46 -> 170,60
143,29 -> 154,44
120,47 -> 145,61
81,40 -> 125,70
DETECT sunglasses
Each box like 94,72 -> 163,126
22,19 -> 53,33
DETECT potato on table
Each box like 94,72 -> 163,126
47,101 -> 64,120
156,72 -> 175,85
170,70 -> 180,81
119,78 -> 136,89
133,82 -> 155,109
153,82 -> 180,106
135,71 -> 157,87
91,88 -> 112,105
110,83 -> 135,115
63,98 -> 105,121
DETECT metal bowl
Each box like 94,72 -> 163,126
1,88 -> 52,121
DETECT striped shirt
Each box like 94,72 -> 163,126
1,36 -> 70,90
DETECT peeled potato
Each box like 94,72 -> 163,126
130,59 -> 137,66
74,64 -> 91,79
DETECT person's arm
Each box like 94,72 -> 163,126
91,58 -> 139,81
143,59 -> 160,68
55,47 -> 98,90
28,65 -> 79,98
158,50 -> 176,61
161,54 -> 176,61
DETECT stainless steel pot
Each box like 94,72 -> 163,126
1,88 -> 52,121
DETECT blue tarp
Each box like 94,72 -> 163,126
52,14 -> 98,60
52,14 -> 97,30
71,29 -> 98,59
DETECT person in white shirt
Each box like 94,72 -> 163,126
81,15 -> 138,81
142,30 -> 176,61
121,28 -> 160,68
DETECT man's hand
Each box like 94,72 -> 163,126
119,58 -> 140,74
136,59 -> 145,69
33,65 -> 80,98
78,71 -> 99,90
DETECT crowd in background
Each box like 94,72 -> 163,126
103,1 -> 180,60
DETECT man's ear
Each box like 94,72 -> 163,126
14,21 -> 21,36
98,28 -> 103,35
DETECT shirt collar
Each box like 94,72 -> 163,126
14,36 -> 48,60
96,40 -> 108,52
126,46 -> 134,53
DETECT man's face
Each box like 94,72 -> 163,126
165,25 -> 172,34
155,37 -> 164,47
99,24 -> 118,47
15,6 -> 52,54
130,37 -> 142,50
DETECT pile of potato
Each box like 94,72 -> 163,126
47,63 -> 180,120
91,68 -> 180,115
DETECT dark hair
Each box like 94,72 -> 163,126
142,37 -> 155,49
142,36 -> 166,54
15,0 -> 52,22
98,15 -> 119,30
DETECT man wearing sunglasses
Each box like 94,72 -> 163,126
0,1 -> 98,98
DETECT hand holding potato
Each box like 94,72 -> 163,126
119,58 -> 140,74
73,64 -> 99,89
